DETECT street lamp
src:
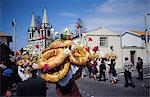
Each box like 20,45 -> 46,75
144,13 -> 150,66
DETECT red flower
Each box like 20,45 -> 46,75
75,23 -> 80,29
93,46 -> 99,53
68,36 -> 74,40
85,47 -> 90,52
35,44 -> 39,49
43,64 -> 49,70
16,51 -> 20,56
88,37 -> 93,42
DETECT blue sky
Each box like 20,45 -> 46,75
0,0 -> 149,50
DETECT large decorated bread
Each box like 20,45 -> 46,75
37,39 -> 92,82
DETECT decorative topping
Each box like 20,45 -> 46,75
43,64 -> 49,70
32,63 -> 38,69
93,46 -> 99,53
35,44 -> 39,49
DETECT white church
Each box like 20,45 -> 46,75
27,8 -> 54,55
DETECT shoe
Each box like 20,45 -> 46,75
103,79 -> 106,81
123,85 -> 128,87
132,85 -> 135,88
98,79 -> 102,81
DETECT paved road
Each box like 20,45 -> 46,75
76,75 -> 149,97
46,67 -> 150,97
12,67 -> 150,97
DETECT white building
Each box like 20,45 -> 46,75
27,8 -> 53,55
74,27 -> 150,69
122,30 -> 149,66
78,27 -> 123,69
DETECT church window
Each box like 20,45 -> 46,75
100,37 -> 108,47
30,33 -> 31,39
47,30 -> 50,37
41,31 -> 43,36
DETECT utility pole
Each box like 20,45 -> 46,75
144,13 -> 150,66
12,18 -> 16,61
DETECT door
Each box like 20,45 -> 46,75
130,51 -> 136,66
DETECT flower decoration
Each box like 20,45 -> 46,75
93,46 -> 99,53
85,46 -> 90,52
35,44 -> 39,49
16,51 -> 21,56
88,37 -> 93,42
75,23 -> 81,29
32,63 -> 38,69
43,64 -> 49,71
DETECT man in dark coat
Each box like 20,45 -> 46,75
98,58 -> 106,81
136,57 -> 143,80
16,69 -> 46,97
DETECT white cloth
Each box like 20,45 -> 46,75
58,65 -> 79,86
18,66 -> 31,81
0,64 -> 7,69
124,61 -> 133,72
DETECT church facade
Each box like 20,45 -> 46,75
27,8 -> 54,55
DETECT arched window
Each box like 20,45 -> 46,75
29,33 -> 31,39
47,30 -> 50,37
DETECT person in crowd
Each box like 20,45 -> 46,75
17,69 -> 46,96
123,57 -> 135,88
104,58 -> 110,80
2,60 -> 14,96
91,59 -> 98,80
109,59 -> 117,84
18,65 -> 32,81
98,58 -> 106,81
136,57 -> 143,80
0,61 -> 6,96
87,64 -> 93,78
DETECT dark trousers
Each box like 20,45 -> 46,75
99,70 -> 106,81
137,69 -> 143,80
124,71 -> 135,86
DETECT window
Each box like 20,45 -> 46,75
41,31 -> 43,36
29,33 -> 31,39
100,37 -> 108,47
47,30 -> 50,37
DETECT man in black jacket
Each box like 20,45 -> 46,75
17,69 -> 46,97
136,57 -> 143,80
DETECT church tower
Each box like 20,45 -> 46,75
28,8 -> 53,55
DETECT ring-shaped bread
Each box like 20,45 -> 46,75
38,48 -> 69,69
49,40 -> 72,49
41,62 -> 70,82
69,47 -> 91,65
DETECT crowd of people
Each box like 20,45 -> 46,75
0,54 -> 144,97
82,56 -> 144,87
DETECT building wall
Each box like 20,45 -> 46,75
75,35 -> 123,69
122,33 -> 142,47
28,40 -> 45,54
122,48 -> 147,66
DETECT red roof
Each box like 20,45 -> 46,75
129,30 -> 150,35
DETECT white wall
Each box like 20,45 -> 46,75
74,35 -> 123,69
122,33 -> 142,47
122,48 -> 147,66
